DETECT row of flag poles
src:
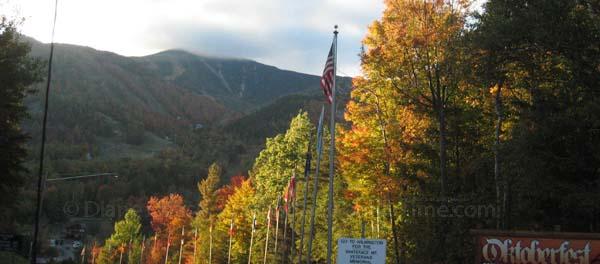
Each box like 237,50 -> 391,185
254,25 -> 339,264
78,26 -> 339,264
250,25 -> 339,264
229,26 -> 340,264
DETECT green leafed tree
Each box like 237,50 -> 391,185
193,162 -> 225,263
250,111 -> 314,209
97,208 -> 142,264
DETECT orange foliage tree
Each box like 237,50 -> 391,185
215,175 -> 247,211
146,194 -> 191,263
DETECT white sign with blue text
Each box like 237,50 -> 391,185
337,238 -> 387,264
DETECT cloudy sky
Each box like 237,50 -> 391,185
3,0 -> 386,76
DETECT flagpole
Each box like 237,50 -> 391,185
298,133 -> 313,264
290,172 -> 297,263
209,224 -> 213,264
193,228 -> 197,264
306,106 -> 325,264
119,244 -> 124,264
274,195 -> 281,256
248,212 -> 256,264
140,236 -> 146,264
281,191 -> 289,262
326,24 -> 338,264
92,241 -> 97,264
376,203 -> 380,238
263,206 -> 271,264
165,232 -> 171,264
178,226 -> 185,264
127,238 -> 133,264
228,219 -> 233,264
80,245 -> 86,264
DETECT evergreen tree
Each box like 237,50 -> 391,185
193,162 -> 224,263
0,16 -> 43,215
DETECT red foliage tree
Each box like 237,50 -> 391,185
214,175 -> 246,211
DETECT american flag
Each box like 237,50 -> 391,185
320,43 -> 334,103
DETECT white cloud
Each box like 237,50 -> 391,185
3,0 -> 385,76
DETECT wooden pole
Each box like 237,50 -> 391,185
31,1 -> 58,263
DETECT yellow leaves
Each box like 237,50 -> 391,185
489,84 -> 499,95
394,107 -> 430,145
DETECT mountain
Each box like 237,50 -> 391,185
135,50 -> 332,111
22,37 -> 351,160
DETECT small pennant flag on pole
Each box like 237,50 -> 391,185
284,174 -> 297,213
267,206 -> 272,228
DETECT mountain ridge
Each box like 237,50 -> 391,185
22,36 -> 351,161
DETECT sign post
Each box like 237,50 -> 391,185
336,238 -> 386,264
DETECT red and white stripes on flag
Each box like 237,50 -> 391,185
320,43 -> 334,103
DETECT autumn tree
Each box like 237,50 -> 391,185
216,178 -> 255,263
97,209 -> 142,264
146,194 -> 191,263
361,0 -> 470,196
215,175 -> 246,211
347,0 -> 481,262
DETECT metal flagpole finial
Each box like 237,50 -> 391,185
334,25 -> 339,34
